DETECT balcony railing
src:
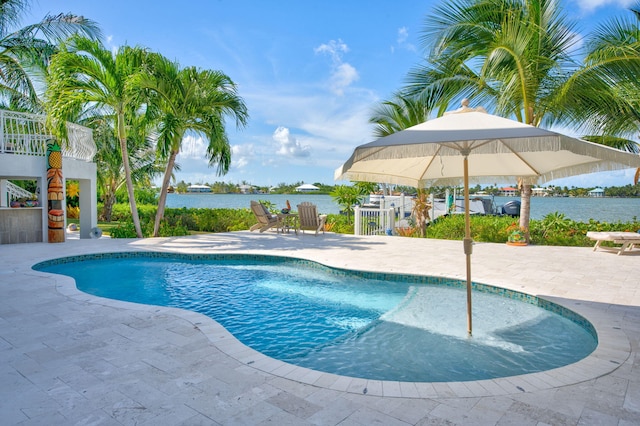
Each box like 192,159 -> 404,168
0,110 -> 95,161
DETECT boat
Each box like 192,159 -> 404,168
430,195 -> 503,220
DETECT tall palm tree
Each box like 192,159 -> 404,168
404,0 -> 579,239
0,0 -> 101,112
87,115 -> 164,222
557,3 -> 640,185
46,36 -> 150,237
131,54 -> 248,237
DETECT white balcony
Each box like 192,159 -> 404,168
0,110 -> 96,160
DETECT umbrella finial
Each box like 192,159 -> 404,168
445,99 -> 487,115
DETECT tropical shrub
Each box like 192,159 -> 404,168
325,213 -> 353,234
330,185 -> 367,223
109,222 -> 138,238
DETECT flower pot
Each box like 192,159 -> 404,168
506,241 -> 528,246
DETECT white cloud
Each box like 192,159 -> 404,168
314,39 -> 349,64
180,134 -> 207,159
397,27 -> 409,44
395,27 -> 416,52
231,144 -> 254,169
329,63 -> 359,96
314,39 -> 360,95
273,126 -> 311,158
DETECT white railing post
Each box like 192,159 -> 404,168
0,179 -> 7,207
385,207 -> 394,235
0,110 -> 4,152
354,205 -> 361,236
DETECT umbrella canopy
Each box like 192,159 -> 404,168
335,107 -> 640,335
335,111 -> 640,187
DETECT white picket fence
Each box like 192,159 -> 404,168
354,205 -> 396,236
353,194 -> 416,236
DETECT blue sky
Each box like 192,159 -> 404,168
30,0 -> 639,189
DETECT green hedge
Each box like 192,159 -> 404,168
102,203 -> 639,247
423,213 -> 640,247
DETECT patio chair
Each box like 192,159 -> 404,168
297,202 -> 327,235
250,201 -> 282,233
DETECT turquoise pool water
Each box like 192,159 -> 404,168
34,253 -> 597,382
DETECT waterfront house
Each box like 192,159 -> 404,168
532,187 -> 550,197
187,184 -> 211,193
296,183 -> 320,192
500,187 -> 518,196
589,188 -> 605,197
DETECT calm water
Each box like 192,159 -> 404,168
167,193 -> 640,222
36,255 -> 597,382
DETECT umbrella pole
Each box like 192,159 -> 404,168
462,153 -> 473,336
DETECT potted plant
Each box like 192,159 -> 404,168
506,224 -> 528,246
25,197 -> 39,207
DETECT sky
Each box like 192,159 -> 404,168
29,0 -> 640,189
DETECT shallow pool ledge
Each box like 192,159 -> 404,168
33,252 -> 631,399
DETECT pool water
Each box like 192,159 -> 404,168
36,254 -> 597,382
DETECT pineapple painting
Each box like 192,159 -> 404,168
46,141 -> 65,243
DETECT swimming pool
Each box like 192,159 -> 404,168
34,252 -> 597,383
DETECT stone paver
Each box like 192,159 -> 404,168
1,231 -> 639,425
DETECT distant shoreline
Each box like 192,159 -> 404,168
166,193 -> 640,223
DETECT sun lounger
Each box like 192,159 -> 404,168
586,231 -> 640,255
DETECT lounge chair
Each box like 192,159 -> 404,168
250,201 -> 282,233
586,231 -> 640,255
297,202 -> 327,235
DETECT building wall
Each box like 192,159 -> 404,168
0,153 -> 97,243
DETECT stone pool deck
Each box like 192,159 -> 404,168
1,231 -> 639,425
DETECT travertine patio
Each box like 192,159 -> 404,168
1,232 -> 639,425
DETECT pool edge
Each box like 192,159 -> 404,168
31,249 -> 631,399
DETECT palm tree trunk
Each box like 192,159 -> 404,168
101,191 -> 116,222
153,149 -> 178,237
118,112 -> 143,238
519,183 -> 532,243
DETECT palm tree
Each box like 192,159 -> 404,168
557,3 -> 640,185
46,36 -> 150,237
369,93 -> 434,137
404,0 -> 579,240
131,54 -> 248,237
87,115 -> 163,222
0,0 -> 101,112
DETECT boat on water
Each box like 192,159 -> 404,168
366,193 -> 520,222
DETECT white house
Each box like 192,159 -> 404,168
187,184 -> 211,193
239,184 -> 253,194
295,183 -> 320,192
531,187 -> 550,197
589,188 -> 605,198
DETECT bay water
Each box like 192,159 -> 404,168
166,193 -> 640,223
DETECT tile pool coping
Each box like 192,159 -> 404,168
33,248 -> 629,399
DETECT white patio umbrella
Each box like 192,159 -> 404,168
335,104 -> 640,335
